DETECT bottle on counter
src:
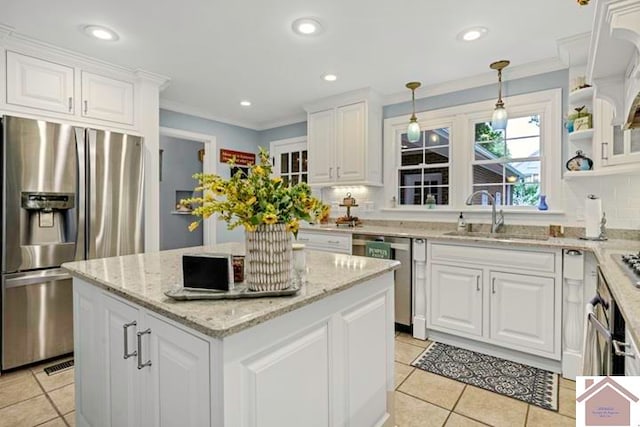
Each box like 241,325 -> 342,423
457,212 -> 467,231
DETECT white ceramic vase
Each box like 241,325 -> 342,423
245,223 -> 292,291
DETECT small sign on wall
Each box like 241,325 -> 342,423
219,149 -> 256,166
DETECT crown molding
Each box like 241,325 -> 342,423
382,57 -> 567,106
159,98 -> 260,130
134,69 -> 171,91
557,32 -> 591,67
0,23 -> 14,39
255,113 -> 307,131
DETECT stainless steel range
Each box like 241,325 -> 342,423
613,253 -> 640,288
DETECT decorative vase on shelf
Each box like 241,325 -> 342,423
538,195 -> 549,211
245,223 -> 292,291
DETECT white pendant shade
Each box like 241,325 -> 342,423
407,120 -> 421,143
491,105 -> 508,131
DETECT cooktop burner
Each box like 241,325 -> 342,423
612,253 -> 640,288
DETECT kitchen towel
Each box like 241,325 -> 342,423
585,195 -> 602,238
581,302 -> 601,376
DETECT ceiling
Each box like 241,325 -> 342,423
1,0 -> 595,130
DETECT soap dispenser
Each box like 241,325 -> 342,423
457,212 -> 467,231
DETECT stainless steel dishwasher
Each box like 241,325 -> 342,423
352,235 -> 412,330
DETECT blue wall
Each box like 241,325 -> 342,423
159,109 -> 261,243
257,121 -> 307,148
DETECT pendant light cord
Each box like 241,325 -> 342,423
496,69 -> 504,108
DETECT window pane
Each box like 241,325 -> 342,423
292,152 -> 300,173
280,153 -> 289,174
630,129 -> 640,154
505,115 -> 540,139
291,174 -> 299,185
424,186 -> 449,205
507,161 -> 540,183
507,183 -> 540,206
613,125 -> 624,155
506,136 -> 540,159
401,149 -> 423,166
425,146 -> 449,165
282,176 -> 289,187
399,187 -> 422,205
423,167 -> 449,186
302,150 -> 308,172
401,133 -> 423,150
301,173 -> 307,183
399,169 -> 422,186
468,184 -> 504,206
425,128 -> 450,147
473,164 -> 504,185
475,122 -> 506,160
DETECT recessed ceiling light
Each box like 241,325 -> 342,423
83,25 -> 119,41
457,27 -> 488,42
292,18 -> 323,36
240,100 -> 252,107
323,74 -> 337,82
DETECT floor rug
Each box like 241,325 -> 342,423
411,342 -> 558,411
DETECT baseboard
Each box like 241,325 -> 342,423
562,351 -> 582,380
412,317 -> 426,340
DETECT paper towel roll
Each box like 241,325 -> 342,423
585,195 -> 602,238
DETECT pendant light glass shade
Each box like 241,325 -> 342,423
489,60 -> 510,132
407,118 -> 421,143
405,81 -> 422,143
491,105 -> 508,131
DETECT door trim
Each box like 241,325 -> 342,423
159,127 -> 217,246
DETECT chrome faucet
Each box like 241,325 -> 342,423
465,190 -> 504,233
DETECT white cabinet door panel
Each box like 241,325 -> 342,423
341,294 -> 389,427
308,109 -> 335,184
103,295 -> 141,427
429,264 -> 483,337
490,272 -> 555,353
241,324 -> 330,427
336,102 -> 366,182
6,51 -> 74,114
145,314 -> 210,427
82,71 -> 134,124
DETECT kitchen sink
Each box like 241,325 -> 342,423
443,231 -> 550,241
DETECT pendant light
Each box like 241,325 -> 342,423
405,82 -> 422,143
490,60 -> 510,131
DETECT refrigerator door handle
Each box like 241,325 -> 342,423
87,129 -> 97,259
4,269 -> 71,288
75,128 -> 86,261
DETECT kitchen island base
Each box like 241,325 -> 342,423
73,271 -> 395,427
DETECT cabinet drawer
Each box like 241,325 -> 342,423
430,243 -> 555,274
296,231 -> 351,254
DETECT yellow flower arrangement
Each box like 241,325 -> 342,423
182,148 -> 327,237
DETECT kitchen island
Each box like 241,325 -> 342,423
63,243 -> 399,427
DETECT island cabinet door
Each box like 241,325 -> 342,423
143,313 -> 211,427
103,295 -> 142,427
429,264 -> 483,337
489,272 -> 555,354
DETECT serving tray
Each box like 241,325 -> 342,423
164,282 -> 301,301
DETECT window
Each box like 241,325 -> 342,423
471,115 -> 541,207
270,137 -> 308,186
383,89 -> 562,212
398,126 -> 451,206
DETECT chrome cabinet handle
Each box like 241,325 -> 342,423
566,250 -> 582,256
476,276 -> 480,292
613,340 -> 636,358
602,142 -> 609,160
297,237 -> 309,242
337,166 -> 341,178
123,321 -> 137,359
83,100 -> 88,114
136,328 -> 152,369
415,239 -> 425,244
329,167 -> 332,178
327,240 -> 340,244
491,277 -> 496,294
68,97 -> 73,112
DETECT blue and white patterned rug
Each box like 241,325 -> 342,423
411,342 -> 559,411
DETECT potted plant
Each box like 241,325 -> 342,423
182,148 -> 327,291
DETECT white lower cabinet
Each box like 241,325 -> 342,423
74,282 -> 210,427
429,265 -> 483,337
489,272 -> 555,353
423,242 -> 561,362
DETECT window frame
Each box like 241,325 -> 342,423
383,88 -> 562,213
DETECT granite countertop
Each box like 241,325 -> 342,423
62,243 -> 400,339
302,223 -> 640,346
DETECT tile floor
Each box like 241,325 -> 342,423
0,357 -> 75,427
394,332 -> 577,427
0,334 -> 577,427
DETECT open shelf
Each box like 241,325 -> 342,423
568,128 -> 594,142
564,164 -> 640,179
568,86 -> 594,104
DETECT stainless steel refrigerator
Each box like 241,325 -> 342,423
1,115 -> 144,370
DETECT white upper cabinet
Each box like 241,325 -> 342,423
81,71 -> 134,125
305,89 -> 382,186
6,51 -> 74,114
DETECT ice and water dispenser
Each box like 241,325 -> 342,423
20,192 -> 75,247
